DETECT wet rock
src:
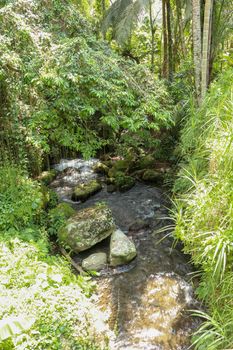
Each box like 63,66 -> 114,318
82,252 -> 107,271
128,219 -> 149,232
38,169 -> 57,185
142,169 -> 163,183
110,229 -> 137,266
93,162 -> 109,175
58,203 -> 115,252
72,180 -> 102,202
61,167 -> 80,176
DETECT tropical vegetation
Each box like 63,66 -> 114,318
0,0 -> 233,348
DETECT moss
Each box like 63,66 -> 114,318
93,162 -> 109,175
142,169 -> 163,183
108,159 -> 133,178
115,173 -> 135,192
72,180 -> 102,202
38,170 -> 57,185
136,155 -> 155,170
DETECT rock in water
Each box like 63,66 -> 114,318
72,180 -> 102,202
142,169 -> 163,183
92,162 -> 109,175
82,252 -> 107,271
58,203 -> 115,252
110,229 -> 137,266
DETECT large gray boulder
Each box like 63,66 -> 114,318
82,252 -> 107,271
110,229 -> 137,266
58,203 -> 115,252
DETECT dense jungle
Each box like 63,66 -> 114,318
0,0 -> 233,349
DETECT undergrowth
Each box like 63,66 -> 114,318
0,0 -> 173,173
0,165 -> 110,349
173,69 -> 233,349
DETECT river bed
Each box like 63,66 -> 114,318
51,159 -> 200,350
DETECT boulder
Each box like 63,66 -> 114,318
108,159 -> 132,178
107,171 -> 135,192
142,169 -> 163,183
82,252 -> 107,271
58,203 -> 115,252
110,229 -> 137,266
93,162 -> 109,175
72,180 -> 102,202
114,173 -> 135,192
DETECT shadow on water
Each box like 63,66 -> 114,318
51,159 -> 201,350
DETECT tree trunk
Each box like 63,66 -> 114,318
149,0 -> 155,72
201,0 -> 213,100
175,0 -> 186,58
192,0 -> 202,105
162,0 -> 168,78
166,0 -> 173,80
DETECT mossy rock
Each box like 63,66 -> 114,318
49,203 -> 75,220
72,180 -> 102,202
93,162 -> 109,175
58,203 -> 115,252
113,159 -> 130,171
108,159 -> 132,178
142,169 -> 163,183
38,169 -> 57,185
114,172 -> 135,192
136,155 -> 155,170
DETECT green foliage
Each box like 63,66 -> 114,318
0,166 -> 44,233
0,0 -> 172,171
173,69 -> 233,349
0,166 -> 110,349
47,203 -> 75,236
0,237 -> 106,349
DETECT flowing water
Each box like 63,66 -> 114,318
51,159 -> 200,350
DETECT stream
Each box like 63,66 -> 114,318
51,159 -> 200,350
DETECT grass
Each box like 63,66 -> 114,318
173,69 -> 233,349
